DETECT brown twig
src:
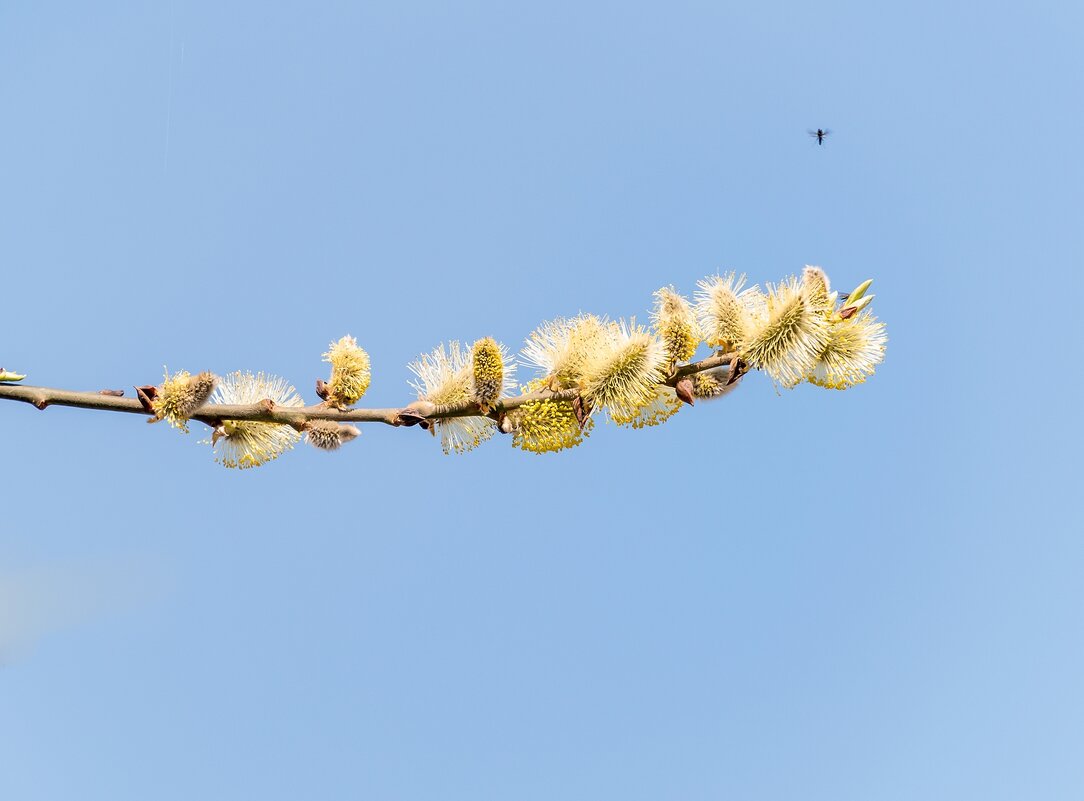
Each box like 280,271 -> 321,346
0,352 -> 736,429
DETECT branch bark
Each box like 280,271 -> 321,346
0,352 -> 737,429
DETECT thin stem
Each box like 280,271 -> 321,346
0,352 -> 736,429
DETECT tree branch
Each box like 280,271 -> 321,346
0,353 -> 736,429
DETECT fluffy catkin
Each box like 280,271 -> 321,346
580,321 -> 668,422
323,335 -> 371,408
207,372 -> 304,469
695,273 -> 763,352
154,370 -> 217,432
740,277 -> 830,387
471,337 -> 504,412
806,311 -> 887,389
509,399 -> 593,454
305,420 -> 361,451
651,287 -> 700,365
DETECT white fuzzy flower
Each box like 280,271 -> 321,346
207,371 -> 304,469
695,273 -> 765,352
807,312 -> 887,389
741,276 -> 830,388
521,314 -> 618,390
580,319 -> 669,422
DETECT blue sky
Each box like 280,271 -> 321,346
1,2 -> 1081,799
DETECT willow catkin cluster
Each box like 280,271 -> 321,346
0,266 -> 887,468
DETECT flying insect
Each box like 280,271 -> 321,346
808,128 -> 830,145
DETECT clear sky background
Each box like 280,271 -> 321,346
1,1 -> 1081,799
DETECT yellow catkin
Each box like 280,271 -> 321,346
471,337 -> 504,412
807,311 -> 887,389
521,314 -> 618,389
802,266 -> 833,313
323,335 -> 371,408
652,287 -> 700,365
154,370 -> 216,432
741,277 -> 830,387
510,399 -> 592,454
208,371 -> 303,469
609,386 -> 683,429
695,273 -> 764,352
691,368 -> 742,401
581,321 -> 668,422
409,341 -> 498,455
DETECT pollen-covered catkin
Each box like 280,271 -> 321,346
609,385 -> 684,429
508,398 -> 593,454
695,273 -> 763,353
521,314 -> 617,390
652,287 -> 700,365
322,335 -> 371,408
207,371 -> 303,469
801,265 -> 833,313
471,337 -> 504,412
154,370 -> 217,432
580,320 -> 668,422
409,340 -> 515,455
806,311 -> 887,389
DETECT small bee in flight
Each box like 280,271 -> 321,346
808,128 -> 831,145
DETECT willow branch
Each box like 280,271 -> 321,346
669,351 -> 735,380
0,352 -> 737,428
